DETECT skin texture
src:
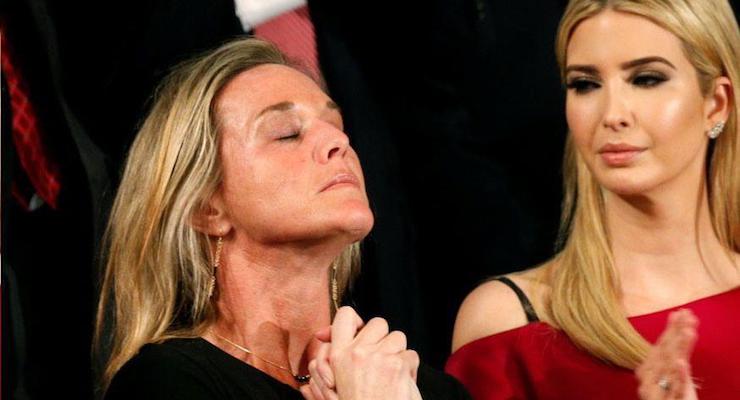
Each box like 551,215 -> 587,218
214,64 -> 372,246
192,65 -> 419,399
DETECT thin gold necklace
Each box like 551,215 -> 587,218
214,333 -> 311,384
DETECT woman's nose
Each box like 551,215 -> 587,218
602,85 -> 633,132
314,122 -> 350,163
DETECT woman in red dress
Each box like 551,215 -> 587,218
447,1 -> 740,399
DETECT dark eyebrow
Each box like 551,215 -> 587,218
620,56 -> 676,70
565,56 -> 677,76
257,101 -> 295,119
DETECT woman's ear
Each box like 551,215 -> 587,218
191,192 -> 232,236
704,76 -> 733,130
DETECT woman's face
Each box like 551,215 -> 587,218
213,64 -> 373,245
565,10 -> 713,196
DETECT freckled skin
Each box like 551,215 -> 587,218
214,65 -> 373,246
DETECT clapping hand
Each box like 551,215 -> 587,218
636,309 -> 699,400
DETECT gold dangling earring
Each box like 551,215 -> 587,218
331,265 -> 339,312
208,236 -> 223,299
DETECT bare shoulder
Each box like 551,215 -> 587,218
451,265 -> 550,353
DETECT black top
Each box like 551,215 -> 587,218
490,276 -> 540,323
105,338 -> 471,400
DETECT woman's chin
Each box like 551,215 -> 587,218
338,207 -> 374,241
595,169 -> 660,197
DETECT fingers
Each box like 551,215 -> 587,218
672,312 -> 698,360
299,382 -> 321,400
315,326 -> 332,343
399,350 -> 420,382
354,317 -> 391,346
321,307 -> 423,399
331,306 -> 365,350
314,341 -> 335,388
307,359 -> 339,400
636,309 -> 699,400
376,329 -> 407,354
666,359 -> 689,399
409,377 -> 424,400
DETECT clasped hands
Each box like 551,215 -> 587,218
300,306 -> 422,400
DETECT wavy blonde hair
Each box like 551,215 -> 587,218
549,0 -> 740,368
94,38 -> 361,393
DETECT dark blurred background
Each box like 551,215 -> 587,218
7,0 -> 735,398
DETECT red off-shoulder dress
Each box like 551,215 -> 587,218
445,278 -> 740,399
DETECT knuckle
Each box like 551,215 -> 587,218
386,355 -> 404,374
369,317 -> 389,332
390,330 -> 407,345
407,349 -> 420,365
350,346 -> 368,362
329,351 -> 342,365
336,306 -> 353,319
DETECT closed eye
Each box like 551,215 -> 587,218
278,132 -> 300,141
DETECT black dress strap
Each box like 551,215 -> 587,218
490,276 -> 540,323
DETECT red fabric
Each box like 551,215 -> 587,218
1,21 -> 61,209
446,287 -> 740,399
254,6 -> 320,80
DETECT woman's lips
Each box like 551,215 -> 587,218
321,173 -> 360,192
598,144 -> 646,167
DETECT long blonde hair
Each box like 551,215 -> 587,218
549,0 -> 740,368
94,38 -> 361,392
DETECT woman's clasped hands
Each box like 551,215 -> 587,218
301,307 -> 422,400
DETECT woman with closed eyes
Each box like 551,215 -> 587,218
447,1 -> 740,399
94,38 -> 470,400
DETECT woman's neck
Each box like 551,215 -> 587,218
606,177 -> 739,313
205,236 -> 340,387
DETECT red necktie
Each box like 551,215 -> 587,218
255,6 -> 320,80
1,21 -> 61,210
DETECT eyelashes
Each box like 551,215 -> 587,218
631,73 -> 667,87
277,131 -> 301,141
566,78 -> 600,94
566,72 -> 669,94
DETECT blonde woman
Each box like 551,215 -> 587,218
447,0 -> 740,399
95,38 -> 470,400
